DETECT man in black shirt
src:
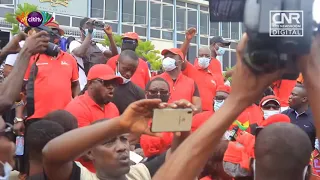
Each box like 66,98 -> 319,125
282,84 -> 316,148
112,50 -> 145,114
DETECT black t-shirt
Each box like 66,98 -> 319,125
112,82 -> 145,114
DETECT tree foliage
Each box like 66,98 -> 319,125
103,34 -> 162,70
5,3 -> 38,35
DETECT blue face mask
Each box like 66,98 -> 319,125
216,47 -> 226,56
84,29 -> 97,38
214,100 -> 224,112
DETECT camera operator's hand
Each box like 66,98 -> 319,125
23,31 -> 50,55
230,33 -> 283,106
1,32 -> 27,55
120,99 -> 197,136
103,25 -> 113,36
185,27 -> 196,41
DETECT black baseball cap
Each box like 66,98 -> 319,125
210,36 -> 231,46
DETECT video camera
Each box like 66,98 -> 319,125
86,20 -> 106,29
35,25 -> 60,57
209,0 -> 318,79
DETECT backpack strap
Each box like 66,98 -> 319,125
26,54 -> 41,118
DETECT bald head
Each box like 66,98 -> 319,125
254,123 -> 312,180
198,47 -> 211,58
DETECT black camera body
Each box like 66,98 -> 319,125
209,0 -> 315,79
36,25 -> 61,57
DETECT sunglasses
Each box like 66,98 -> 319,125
95,79 -> 118,88
146,90 -> 169,96
122,39 -> 137,44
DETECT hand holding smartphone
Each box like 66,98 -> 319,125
151,108 -> 193,132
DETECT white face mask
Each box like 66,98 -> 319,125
162,57 -> 177,72
116,64 -> 131,84
315,139 -> 319,150
0,162 -> 12,180
198,57 -> 211,69
263,110 -> 280,119
214,100 -> 224,112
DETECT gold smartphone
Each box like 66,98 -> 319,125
151,108 -> 193,132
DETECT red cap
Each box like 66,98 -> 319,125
259,95 -> 280,107
140,132 -> 173,157
122,32 -> 139,40
161,48 -> 185,61
217,85 -> 231,94
87,64 -> 123,84
45,20 -> 65,35
259,114 -> 290,127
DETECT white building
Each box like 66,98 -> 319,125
0,0 -> 244,69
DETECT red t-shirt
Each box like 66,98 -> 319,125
273,80 -> 296,107
183,62 -> 218,111
107,55 -> 150,89
191,111 -> 214,132
24,52 -> 79,119
194,57 -> 224,85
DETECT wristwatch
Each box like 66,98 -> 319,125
14,117 -> 24,124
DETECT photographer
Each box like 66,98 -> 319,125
21,21 -> 80,125
0,30 -> 49,179
69,17 -> 119,90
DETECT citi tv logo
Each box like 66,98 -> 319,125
16,11 -> 53,27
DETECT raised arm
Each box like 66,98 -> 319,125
180,28 -> 197,59
103,25 -> 119,57
153,34 -> 284,180
0,31 -> 49,114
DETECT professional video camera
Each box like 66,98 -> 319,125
36,25 -> 60,57
209,0 -> 318,79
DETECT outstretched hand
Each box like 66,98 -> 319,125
185,27 -> 196,41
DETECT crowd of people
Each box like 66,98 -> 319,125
0,16 -> 319,180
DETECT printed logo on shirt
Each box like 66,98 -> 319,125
211,80 -> 216,85
36,62 -> 49,66
61,61 -> 69,66
304,125 -> 310,128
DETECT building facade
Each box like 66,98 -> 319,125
0,0 -> 245,70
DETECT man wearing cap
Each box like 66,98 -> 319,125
22,21 -> 80,124
65,64 -> 121,172
107,32 -> 150,89
179,28 -> 222,111
194,36 -> 230,82
69,17 -> 119,90
154,48 -> 201,112
259,95 -> 281,120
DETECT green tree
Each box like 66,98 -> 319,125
5,3 -> 38,35
103,34 -> 162,70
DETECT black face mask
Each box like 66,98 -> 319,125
147,94 -> 169,103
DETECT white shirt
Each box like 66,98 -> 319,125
4,41 -> 25,66
69,40 -> 110,91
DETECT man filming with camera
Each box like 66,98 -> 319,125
16,21 -> 80,132
69,17 -> 119,91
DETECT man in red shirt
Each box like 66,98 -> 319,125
65,64 -> 122,172
154,48 -> 202,112
23,21 -> 80,123
180,28 -> 222,111
65,64 -> 121,128
107,32 -> 150,89
194,36 -> 230,83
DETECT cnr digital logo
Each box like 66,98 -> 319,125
16,11 -> 54,27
